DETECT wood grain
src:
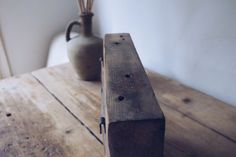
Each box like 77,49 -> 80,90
103,33 -> 164,122
147,70 -> 236,143
32,64 -> 236,157
32,65 -> 102,140
0,74 -> 103,157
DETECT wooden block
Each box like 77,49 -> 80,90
101,33 -> 165,157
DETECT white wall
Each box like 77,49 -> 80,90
94,0 -> 236,106
0,0 -> 79,75
1,0 -> 235,106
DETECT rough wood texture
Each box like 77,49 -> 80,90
147,71 -> 236,143
32,64 -> 236,157
102,33 -> 165,157
0,74 -> 103,157
104,33 -> 164,122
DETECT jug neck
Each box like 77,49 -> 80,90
80,13 -> 93,36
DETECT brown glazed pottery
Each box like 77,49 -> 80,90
66,13 -> 103,81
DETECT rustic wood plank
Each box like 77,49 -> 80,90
102,33 -> 165,157
32,64 -> 236,157
162,104 -> 236,157
32,65 -> 102,141
147,70 -> 236,143
0,74 -> 103,157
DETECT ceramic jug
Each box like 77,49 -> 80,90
66,13 -> 103,81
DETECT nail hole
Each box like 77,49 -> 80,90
118,96 -> 125,101
65,129 -> 72,134
113,42 -> 120,45
182,98 -> 191,104
125,74 -> 132,78
6,113 -> 12,117
122,38 -> 125,40
120,35 -> 123,38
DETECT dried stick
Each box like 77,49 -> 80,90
81,0 -> 85,13
90,0 -> 94,11
86,0 -> 89,12
77,0 -> 94,13
77,0 -> 83,13
88,0 -> 92,12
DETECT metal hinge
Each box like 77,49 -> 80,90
99,117 -> 106,134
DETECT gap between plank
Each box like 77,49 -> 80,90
31,74 -> 103,145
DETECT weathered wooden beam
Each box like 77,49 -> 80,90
101,33 -> 165,157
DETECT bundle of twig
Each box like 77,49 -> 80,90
77,0 -> 94,14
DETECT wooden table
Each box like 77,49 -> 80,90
0,63 -> 235,157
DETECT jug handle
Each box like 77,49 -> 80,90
66,21 -> 81,42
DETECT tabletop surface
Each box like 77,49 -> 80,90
0,63 -> 235,157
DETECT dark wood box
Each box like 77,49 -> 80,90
101,33 -> 165,157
